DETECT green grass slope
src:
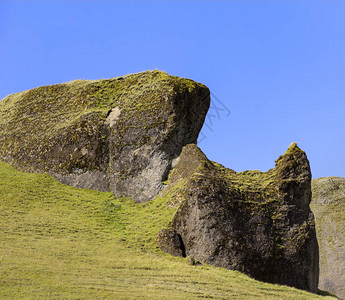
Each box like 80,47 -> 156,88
0,160 -> 333,299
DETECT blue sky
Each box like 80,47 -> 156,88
1,1 -> 344,179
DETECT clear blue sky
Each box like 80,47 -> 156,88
1,1 -> 344,179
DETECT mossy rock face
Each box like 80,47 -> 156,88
158,143 -> 319,293
0,70 -> 210,202
311,177 -> 345,299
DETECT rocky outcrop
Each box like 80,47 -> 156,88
157,143 -> 319,293
311,177 -> 345,299
1,71 -> 320,293
0,71 -> 210,202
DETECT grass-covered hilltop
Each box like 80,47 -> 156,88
0,71 -> 338,299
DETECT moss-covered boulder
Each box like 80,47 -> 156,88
311,177 -> 345,299
0,70 -> 210,202
1,70 -> 321,293
158,143 -> 319,293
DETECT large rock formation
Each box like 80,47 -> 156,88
311,177 -> 345,299
157,143 -> 319,293
1,71 -> 320,293
0,71 -> 210,202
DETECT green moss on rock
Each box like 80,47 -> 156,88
158,143 -> 319,293
0,70 -> 210,201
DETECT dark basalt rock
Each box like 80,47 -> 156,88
158,143 -> 319,293
0,70 -> 210,202
156,228 -> 185,257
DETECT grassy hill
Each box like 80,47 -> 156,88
0,160 -> 334,299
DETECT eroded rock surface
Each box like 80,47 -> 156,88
1,71 -> 321,293
158,143 -> 319,293
0,71 -> 210,202
311,177 -> 345,299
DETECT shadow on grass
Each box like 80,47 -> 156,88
318,289 -> 338,298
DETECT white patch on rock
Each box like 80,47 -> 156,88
105,107 -> 121,127
171,156 -> 180,169
81,148 -> 88,156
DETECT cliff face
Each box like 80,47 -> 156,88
0,71 -> 210,202
157,143 -> 319,293
311,177 -> 345,299
0,71 -> 320,293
